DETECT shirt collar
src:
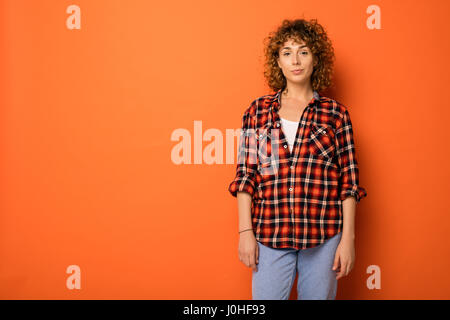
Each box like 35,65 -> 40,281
271,89 -> 320,108
267,89 -> 320,127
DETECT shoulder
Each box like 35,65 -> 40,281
245,92 -> 275,114
241,91 -> 277,124
316,95 -> 352,127
316,95 -> 348,115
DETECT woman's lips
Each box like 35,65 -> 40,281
292,69 -> 303,75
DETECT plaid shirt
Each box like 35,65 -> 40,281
228,89 -> 367,250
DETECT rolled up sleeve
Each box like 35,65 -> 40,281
228,108 -> 258,198
335,108 -> 367,203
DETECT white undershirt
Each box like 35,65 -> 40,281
280,117 -> 299,153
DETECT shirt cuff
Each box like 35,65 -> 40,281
340,185 -> 367,203
228,175 -> 256,198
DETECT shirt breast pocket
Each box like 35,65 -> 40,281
308,124 -> 336,160
256,130 -> 279,177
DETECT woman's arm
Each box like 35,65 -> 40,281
228,105 -> 259,271
333,195 -> 357,279
334,108 -> 367,203
237,191 -> 253,233
342,196 -> 356,241
333,105 -> 367,279
237,191 -> 259,272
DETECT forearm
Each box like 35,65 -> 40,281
341,196 -> 356,241
237,191 -> 253,232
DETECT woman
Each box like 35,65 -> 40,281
228,18 -> 368,300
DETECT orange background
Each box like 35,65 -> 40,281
1,0 -> 449,299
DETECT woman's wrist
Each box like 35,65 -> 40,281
341,231 -> 355,241
239,228 -> 253,234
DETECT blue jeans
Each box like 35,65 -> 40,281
252,232 -> 342,300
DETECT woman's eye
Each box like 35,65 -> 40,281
283,52 -> 307,56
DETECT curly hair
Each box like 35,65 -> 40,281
263,18 -> 336,93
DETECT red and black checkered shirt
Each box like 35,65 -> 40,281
228,89 -> 367,250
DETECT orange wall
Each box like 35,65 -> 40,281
1,0 -> 449,299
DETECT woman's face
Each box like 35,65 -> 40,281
277,38 -> 317,86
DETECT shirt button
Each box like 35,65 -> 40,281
284,144 -> 287,148
290,165 -> 294,170
289,187 -> 293,192
276,123 -> 280,127
259,134 -> 263,139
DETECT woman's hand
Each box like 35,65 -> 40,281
332,235 -> 355,280
238,231 -> 259,272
